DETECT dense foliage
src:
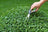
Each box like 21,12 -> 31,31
0,0 -> 48,32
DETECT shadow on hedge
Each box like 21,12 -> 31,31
30,11 -> 48,17
29,11 -> 48,22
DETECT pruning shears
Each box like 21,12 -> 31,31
25,9 -> 36,22
26,9 -> 36,19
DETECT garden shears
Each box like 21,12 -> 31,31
25,9 -> 36,22
26,9 -> 36,19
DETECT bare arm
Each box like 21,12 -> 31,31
40,0 -> 47,4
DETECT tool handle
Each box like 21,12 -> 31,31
29,9 -> 32,14
29,9 -> 36,14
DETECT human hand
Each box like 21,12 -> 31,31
31,2 -> 41,12
31,0 -> 47,12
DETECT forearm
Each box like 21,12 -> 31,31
40,0 -> 48,1
39,0 -> 47,5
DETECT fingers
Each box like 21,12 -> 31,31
35,8 -> 39,12
31,5 -> 39,12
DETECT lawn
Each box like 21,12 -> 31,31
0,0 -> 48,32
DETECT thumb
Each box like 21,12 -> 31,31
31,6 -> 35,11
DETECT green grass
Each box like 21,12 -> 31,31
0,0 -> 48,32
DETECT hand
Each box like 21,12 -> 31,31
31,2 -> 42,12
31,0 -> 47,12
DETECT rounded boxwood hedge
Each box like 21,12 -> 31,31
0,7 -> 48,32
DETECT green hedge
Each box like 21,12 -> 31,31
0,6 -> 48,32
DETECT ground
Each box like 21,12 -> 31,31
0,0 -> 48,32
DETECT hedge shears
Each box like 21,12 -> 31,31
24,9 -> 36,22
26,9 -> 36,19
